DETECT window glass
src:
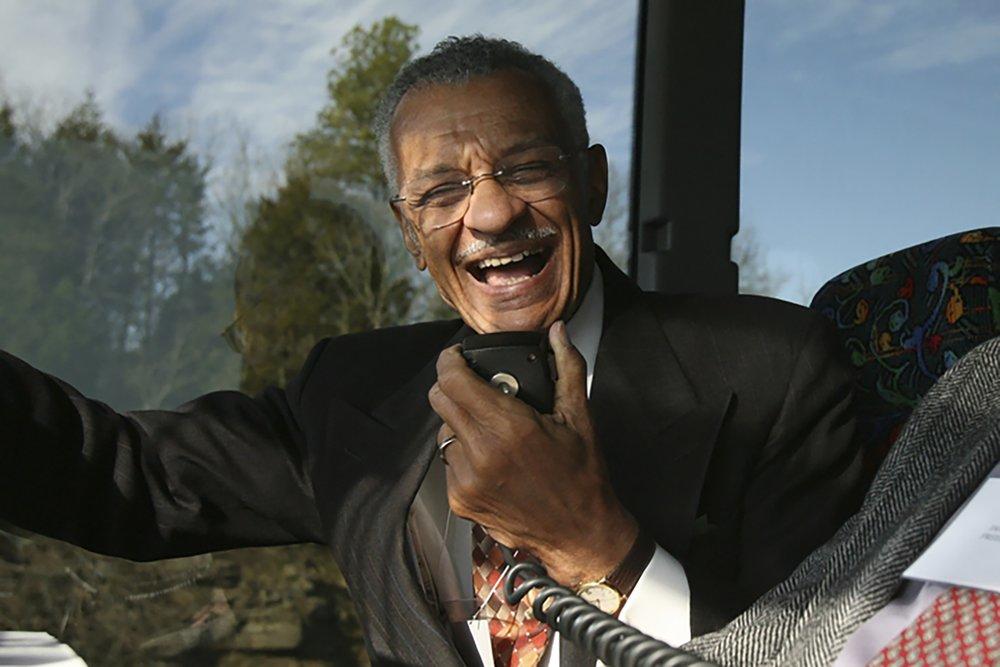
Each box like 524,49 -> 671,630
739,1 -> 1000,302
0,3 -> 638,664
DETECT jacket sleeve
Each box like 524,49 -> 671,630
738,315 -> 866,597
0,342 -> 327,561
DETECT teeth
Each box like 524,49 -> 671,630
475,247 -> 544,270
492,273 -> 534,286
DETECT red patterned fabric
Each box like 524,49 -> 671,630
867,586 -> 1000,666
472,524 -> 551,667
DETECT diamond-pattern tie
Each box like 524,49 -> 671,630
867,586 -> 1000,666
472,524 -> 551,667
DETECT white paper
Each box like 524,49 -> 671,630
466,619 -> 496,665
0,632 -> 87,666
903,478 -> 1000,593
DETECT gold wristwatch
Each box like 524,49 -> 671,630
574,531 -> 655,615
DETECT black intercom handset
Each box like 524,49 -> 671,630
461,331 -> 556,413
459,332 -> 716,667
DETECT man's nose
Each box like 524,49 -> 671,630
463,178 -> 528,236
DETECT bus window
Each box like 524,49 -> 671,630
739,1 -> 1000,303
0,4 -> 639,665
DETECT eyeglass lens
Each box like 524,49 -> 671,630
405,147 -> 571,233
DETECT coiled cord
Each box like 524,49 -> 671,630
498,545 -> 717,667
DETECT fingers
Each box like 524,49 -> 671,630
428,380 -> 480,445
437,425 -> 474,486
436,423 -> 458,464
437,422 -> 454,444
549,321 -> 588,419
433,345 -> 530,420
440,423 -> 481,519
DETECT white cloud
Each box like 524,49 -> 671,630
855,2 -> 901,35
752,1 -> 1000,74
0,0 -> 147,126
169,0 -> 638,179
767,0 -> 866,48
0,0 -> 638,205
169,2 -> 353,153
877,19 -> 1000,71
753,0 -> 904,48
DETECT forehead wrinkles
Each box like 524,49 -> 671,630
397,115 -> 540,180
405,131 -> 494,176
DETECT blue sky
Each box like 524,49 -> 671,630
742,0 -> 1000,301
0,1 -> 997,303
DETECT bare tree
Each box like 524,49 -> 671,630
732,225 -> 788,297
593,162 -> 630,271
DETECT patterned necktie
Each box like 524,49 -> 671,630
867,586 -> 1000,666
472,523 -> 551,667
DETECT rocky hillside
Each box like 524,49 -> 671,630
1,527 -> 368,666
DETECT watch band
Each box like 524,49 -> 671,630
604,530 -> 656,599
573,530 -> 657,616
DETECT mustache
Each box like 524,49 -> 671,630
453,226 -> 558,264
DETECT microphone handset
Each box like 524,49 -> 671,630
459,332 -> 716,667
461,331 -> 557,413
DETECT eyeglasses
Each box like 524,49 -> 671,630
390,146 -> 577,235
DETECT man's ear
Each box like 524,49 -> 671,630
391,204 -> 427,271
584,144 -> 609,227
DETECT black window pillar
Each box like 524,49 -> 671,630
629,0 -> 745,295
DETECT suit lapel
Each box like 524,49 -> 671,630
333,253 -> 733,660
591,256 -> 733,558
332,322 -> 471,665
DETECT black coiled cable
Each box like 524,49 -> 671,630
498,545 -> 718,667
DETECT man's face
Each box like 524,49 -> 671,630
389,70 -> 608,333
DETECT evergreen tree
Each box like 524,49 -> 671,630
291,16 -> 419,199
232,16 -> 452,395
0,95 -> 238,409
231,176 -> 415,393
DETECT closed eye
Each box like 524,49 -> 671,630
501,161 -> 557,184
416,182 -> 468,208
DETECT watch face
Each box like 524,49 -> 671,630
577,583 -> 623,615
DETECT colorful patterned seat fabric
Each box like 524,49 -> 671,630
809,228 -> 1000,471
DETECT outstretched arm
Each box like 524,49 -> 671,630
0,343 -> 326,561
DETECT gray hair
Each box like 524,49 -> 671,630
373,35 -> 589,191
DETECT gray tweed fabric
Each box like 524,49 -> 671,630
683,336 -> 1000,667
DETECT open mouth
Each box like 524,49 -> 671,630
467,246 -> 554,287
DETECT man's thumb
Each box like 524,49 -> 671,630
549,321 -> 588,418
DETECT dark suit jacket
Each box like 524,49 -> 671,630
0,253 -> 867,666
684,335 -> 1000,667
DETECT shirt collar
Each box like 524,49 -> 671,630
565,262 -> 604,396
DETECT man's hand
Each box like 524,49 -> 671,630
428,321 -> 639,586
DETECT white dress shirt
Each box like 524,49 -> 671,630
408,264 -> 691,666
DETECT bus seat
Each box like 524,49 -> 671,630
809,227 -> 1000,474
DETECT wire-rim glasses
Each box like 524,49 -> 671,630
390,145 -> 577,234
